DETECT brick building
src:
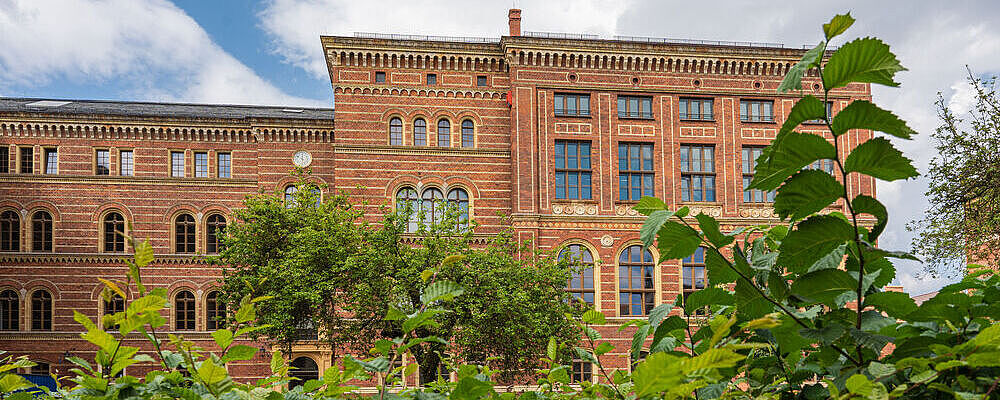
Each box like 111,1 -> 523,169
0,10 -> 874,384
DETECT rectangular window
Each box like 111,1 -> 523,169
0,147 -> 7,173
679,98 -> 714,121
119,150 -> 133,176
427,73 -> 437,85
682,247 -> 708,315
808,159 -> 836,175
742,146 -> 774,203
375,71 -> 386,83
477,75 -> 488,86
740,99 -> 774,123
571,360 -> 593,383
19,147 -> 33,174
217,152 -> 231,178
618,143 -> 654,201
805,101 -> 834,124
680,145 -> 716,202
617,96 -> 653,119
171,151 -> 184,177
194,152 -> 208,178
44,148 -> 57,174
554,140 -> 592,200
554,93 -> 591,117
95,150 -> 110,175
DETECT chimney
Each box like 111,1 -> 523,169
508,9 -> 522,36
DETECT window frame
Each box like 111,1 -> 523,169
446,188 -> 470,229
396,187 -> 420,233
739,99 -> 775,123
682,247 -> 708,316
617,95 -> 653,119
194,152 -> 208,178
617,143 -> 654,201
206,291 -> 226,330
741,146 -> 774,203
679,97 -> 714,121
170,151 -> 185,177
421,188 -> 445,227
555,140 -> 593,200
460,120 -> 474,148
389,117 -> 404,146
31,210 -> 52,252
559,244 -> 595,307
0,210 -> 19,252
102,212 -> 127,253
476,75 -> 488,87
205,214 -> 226,254
413,118 -> 427,146
618,244 -> 656,317
436,119 -> 451,147
426,74 -> 437,85
174,214 -> 197,254
30,290 -> 52,331
0,289 -> 18,331
216,152 -> 231,178
375,71 -> 386,83
174,290 -> 196,331
119,149 -> 134,176
679,144 -> 717,203
804,101 -> 834,124
554,93 -> 591,117
19,146 -> 33,174
0,147 -> 8,174
95,149 -> 110,176
43,148 -> 57,174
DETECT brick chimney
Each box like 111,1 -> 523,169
508,9 -> 522,36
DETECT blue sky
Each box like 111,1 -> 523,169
2,0 -> 999,295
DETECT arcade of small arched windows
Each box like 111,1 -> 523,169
388,117 -> 475,148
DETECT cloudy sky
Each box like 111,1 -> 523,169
2,0 -> 998,294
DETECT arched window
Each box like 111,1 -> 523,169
289,357 -> 319,389
103,293 -> 125,329
174,291 -> 196,330
447,188 -> 470,229
284,185 -> 322,207
436,119 -> 450,147
559,244 -> 595,306
396,187 -> 420,233
413,118 -> 427,146
0,290 -> 18,331
175,214 -> 196,253
206,291 -> 226,330
30,290 -> 52,331
618,245 -> 654,316
103,212 -> 126,253
0,210 -> 19,252
206,214 -> 226,254
31,211 -> 52,252
421,188 -> 444,226
461,120 -> 474,148
389,117 -> 403,145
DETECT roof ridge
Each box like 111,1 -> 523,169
0,96 -> 333,111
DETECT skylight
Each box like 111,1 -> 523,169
26,100 -> 71,107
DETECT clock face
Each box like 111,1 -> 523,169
292,151 -> 312,168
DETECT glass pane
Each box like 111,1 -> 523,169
555,173 -> 566,199
641,145 -> 652,171
643,174 -> 653,197
618,144 -> 627,170
680,147 -> 689,172
554,142 -> 565,169
704,147 -> 714,172
554,95 -> 564,114
631,174 -> 640,200
629,98 -> 639,117
581,173 -> 592,199
566,97 -> 576,114
567,173 -> 578,199
580,96 -> 589,115
681,176 -> 689,202
679,99 -> 688,118
619,175 -> 628,200
630,144 -> 640,170
706,176 -> 715,202
691,148 -> 701,172
692,175 -> 702,201
567,142 -> 577,169
617,98 -> 625,117
705,101 -> 712,119
580,143 -> 590,169
619,267 -> 628,289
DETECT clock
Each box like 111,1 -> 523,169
292,151 -> 312,168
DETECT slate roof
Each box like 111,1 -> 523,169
0,97 -> 333,121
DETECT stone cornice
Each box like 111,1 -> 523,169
334,144 -> 510,158
321,35 -> 503,57
0,174 -> 259,188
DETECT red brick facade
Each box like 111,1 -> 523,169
0,10 -> 874,382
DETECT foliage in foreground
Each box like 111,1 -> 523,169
3,13 -> 1000,400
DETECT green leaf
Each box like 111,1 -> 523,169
844,137 -> 918,181
573,347 -> 600,365
634,196 -> 667,216
270,350 -> 285,374
852,195 -> 888,240
197,361 -> 229,385
630,324 -> 652,361
546,336 -> 558,360
823,37 -> 906,90
581,309 -> 605,325
451,377 -> 494,400
791,269 -> 856,307
648,303 -> 673,327
134,239 -> 154,268
695,213 -> 733,247
748,131 -> 837,191
221,345 -> 258,363
831,100 -> 914,139
640,209 -> 676,247
594,342 -> 616,356
735,278 -> 772,319
777,215 -> 855,273
420,280 -> 465,303
705,248 -> 738,284
778,41 -> 826,93
864,291 -> 917,319
684,288 -> 733,314
823,13 -> 855,41
774,170 -> 844,221
777,95 -> 828,135
633,353 -> 683,397
846,374 -> 874,396
655,221 -> 702,262
401,309 -> 447,333
234,302 -> 256,323
800,324 -> 846,345
211,329 -> 234,349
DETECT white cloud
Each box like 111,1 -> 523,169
0,0 -> 324,107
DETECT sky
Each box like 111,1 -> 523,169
2,0 -> 998,295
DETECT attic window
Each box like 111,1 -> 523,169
282,109 -> 304,113
26,100 -> 71,108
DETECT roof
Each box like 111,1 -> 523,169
912,291 -> 939,305
0,97 -> 334,121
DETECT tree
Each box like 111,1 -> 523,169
908,70 -> 1000,277
214,178 -> 580,383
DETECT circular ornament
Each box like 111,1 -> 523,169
293,151 -> 312,168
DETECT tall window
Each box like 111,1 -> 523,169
19,147 -> 33,174
555,141 -> 592,200
217,153 -> 231,178
808,159 -> 836,175
206,214 -> 226,254
421,188 -> 444,226
119,150 -> 134,176
396,187 -> 420,233
461,120 -> 474,148
617,96 -> 653,119
680,145 -> 716,202
174,291 -> 196,330
30,290 -> 52,331
194,152 -> 208,178
559,244 -> 595,306
555,93 -> 590,117
740,99 -> 774,123
619,245 -> 655,316
175,214 -> 196,253
289,357 -> 319,389
31,211 -> 52,252
44,148 -> 57,174
103,293 -> 125,329
805,102 -> 834,124
206,291 -> 226,330
447,188 -> 470,228
618,143 -> 654,201
679,98 -> 713,121
94,150 -> 110,175
0,147 -> 8,173
437,119 -> 450,147
284,186 -> 297,206
171,151 -> 184,177
682,247 -> 707,315
742,146 -> 774,203
413,119 -> 427,146
103,212 -> 126,252
389,117 -> 403,145
0,290 -> 18,331
0,210 -> 19,252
